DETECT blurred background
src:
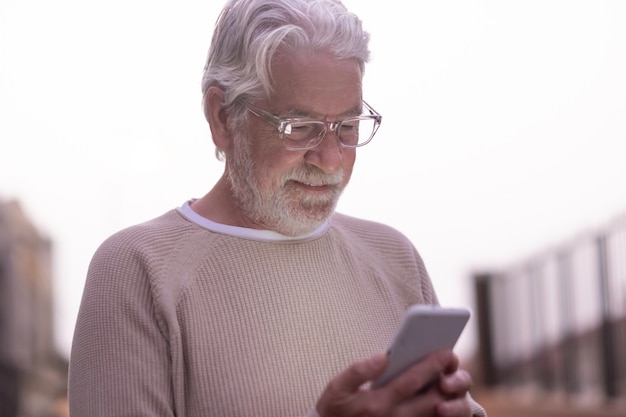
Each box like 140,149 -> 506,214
1,0 -> 625,416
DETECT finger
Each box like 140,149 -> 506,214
387,349 -> 457,401
441,350 -> 460,374
330,353 -> 388,394
439,369 -> 472,398
393,386 -> 441,417
316,354 -> 389,417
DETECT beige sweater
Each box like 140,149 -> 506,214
69,207 -> 486,416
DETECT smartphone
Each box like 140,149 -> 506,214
371,305 -> 471,389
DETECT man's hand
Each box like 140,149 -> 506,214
316,349 -> 473,417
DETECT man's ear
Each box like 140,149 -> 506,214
204,86 -> 232,151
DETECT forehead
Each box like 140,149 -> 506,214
267,51 -> 363,118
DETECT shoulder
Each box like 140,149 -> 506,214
329,212 -> 437,304
104,207 -> 189,241
86,209 -> 212,303
329,212 -> 423,274
94,207 -> 213,258
91,209 -> 189,264
330,212 -> 415,249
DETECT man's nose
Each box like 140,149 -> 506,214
304,128 -> 343,173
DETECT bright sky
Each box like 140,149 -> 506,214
1,0 -> 625,360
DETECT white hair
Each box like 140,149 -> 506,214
201,0 -> 371,159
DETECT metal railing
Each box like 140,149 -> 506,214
474,212 -> 626,402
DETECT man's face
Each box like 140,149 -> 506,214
226,51 -> 363,236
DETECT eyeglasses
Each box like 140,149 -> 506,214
242,100 -> 382,151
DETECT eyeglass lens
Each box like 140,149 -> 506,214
283,118 -> 377,149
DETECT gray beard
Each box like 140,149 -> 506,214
226,129 -> 344,237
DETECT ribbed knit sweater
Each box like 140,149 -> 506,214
69,206 -> 486,416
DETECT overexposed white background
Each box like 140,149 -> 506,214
1,0 -> 625,359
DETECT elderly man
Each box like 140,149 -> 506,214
69,1 -> 486,416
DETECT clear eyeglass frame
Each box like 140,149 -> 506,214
242,100 -> 382,151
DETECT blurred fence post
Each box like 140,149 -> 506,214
596,234 -> 618,399
557,250 -> 580,395
472,213 -> 626,403
474,272 -> 498,386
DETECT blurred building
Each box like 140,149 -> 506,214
473,211 -> 626,415
0,199 -> 68,417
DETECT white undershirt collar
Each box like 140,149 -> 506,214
176,200 -> 330,243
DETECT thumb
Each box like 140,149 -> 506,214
336,353 -> 388,393
317,353 -> 388,416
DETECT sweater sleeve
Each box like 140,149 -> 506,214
469,393 -> 488,416
306,395 -> 486,417
68,234 -> 176,417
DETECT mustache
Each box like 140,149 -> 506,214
282,165 -> 343,186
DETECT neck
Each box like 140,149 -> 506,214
190,175 -> 260,229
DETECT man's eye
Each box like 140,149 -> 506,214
341,122 -> 358,131
284,123 -> 315,137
